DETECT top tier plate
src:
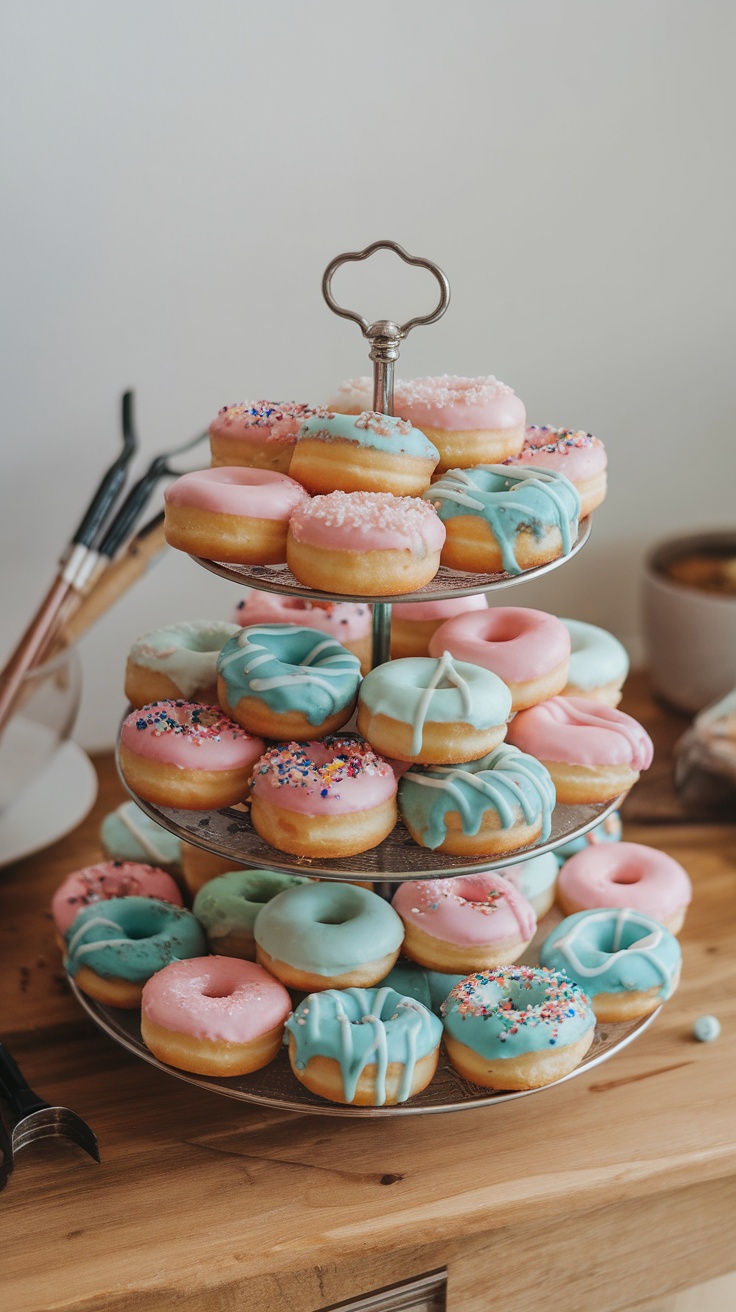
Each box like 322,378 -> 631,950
192,518 -> 591,604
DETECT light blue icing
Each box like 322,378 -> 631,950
553,811 -> 622,867
217,624 -> 361,727
359,653 -> 511,756
441,966 -> 595,1059
193,869 -> 308,941
540,908 -> 681,1000
254,882 -> 404,977
297,411 -> 439,463
128,620 -> 239,699
100,801 -> 183,868
500,852 -> 559,905
380,960 -> 464,1016
424,464 -> 581,575
398,743 -> 556,851
285,986 -> 443,1104
65,896 -> 206,984
561,619 -> 630,692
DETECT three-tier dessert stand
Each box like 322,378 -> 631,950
72,240 -> 658,1116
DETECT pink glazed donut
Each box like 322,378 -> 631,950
557,841 -> 692,934
250,736 -> 398,858
392,873 -> 537,973
506,696 -> 653,805
164,466 -> 309,565
209,401 -> 321,474
140,956 -> 291,1076
52,861 -> 183,943
232,590 -> 373,674
504,427 -> 608,518
429,606 -> 571,711
287,491 -> 445,597
119,701 -> 265,811
390,594 -> 488,659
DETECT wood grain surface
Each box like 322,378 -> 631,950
1,673 -> 734,1312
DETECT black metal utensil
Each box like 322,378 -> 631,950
0,1042 -> 100,1184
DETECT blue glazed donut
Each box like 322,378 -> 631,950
441,965 -> 596,1090
540,908 -> 681,1021
217,623 -> 361,739
65,896 -> 207,1007
192,868 -> 308,958
425,464 -> 580,576
398,742 -> 555,855
285,986 -> 443,1105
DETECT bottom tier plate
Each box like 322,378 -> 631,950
69,983 -> 659,1120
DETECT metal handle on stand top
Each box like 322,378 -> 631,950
322,241 -> 451,668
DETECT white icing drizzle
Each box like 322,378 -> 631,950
552,909 -> 675,990
111,804 -> 172,865
408,652 -> 472,755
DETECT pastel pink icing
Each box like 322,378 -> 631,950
289,491 -> 446,554
328,376 -> 526,432
52,861 -> 183,936
231,591 -> 372,641
164,467 -> 309,520
506,697 -> 654,770
209,402 -> 321,447
121,701 -> 265,772
392,595 -> 488,622
505,428 -> 607,481
392,874 -> 536,948
557,842 -> 692,922
141,956 -> 291,1043
428,607 -> 570,682
251,737 -> 397,816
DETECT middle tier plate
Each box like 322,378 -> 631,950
118,745 -> 624,880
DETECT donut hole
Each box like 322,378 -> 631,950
315,914 -> 351,926
125,926 -> 157,941
201,985 -> 237,999
611,871 -> 641,885
487,619 -> 522,643
242,890 -> 273,904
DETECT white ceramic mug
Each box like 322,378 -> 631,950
641,531 -> 736,714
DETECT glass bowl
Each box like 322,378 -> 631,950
0,646 -> 83,815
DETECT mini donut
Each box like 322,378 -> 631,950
233,590 -> 373,674
180,843 -> 242,896
441,966 -> 596,1091
52,861 -> 183,945
357,651 -> 511,764
254,881 -> 404,991
289,411 -> 439,497
64,896 -> 207,1008
287,491 -> 445,597
504,427 -> 608,518
553,810 -> 623,866
506,696 -> 653,805
163,466 -> 309,565
217,624 -> 361,740
390,594 -> 488,660
250,736 -> 398,859
192,868 -> 308,958
398,743 -> 556,856
392,873 -> 537,973
141,956 -> 292,1076
429,606 -> 571,711
497,852 -> 560,919
285,986 -> 442,1106
209,401 -> 321,473
380,960 -> 464,1015
560,618 -> 630,707
425,465 -> 581,576
125,620 -> 239,707
540,908 -> 682,1021
100,801 -> 183,872
556,842 -> 692,934
119,701 -> 265,811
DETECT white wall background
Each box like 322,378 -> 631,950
1,0 -> 735,749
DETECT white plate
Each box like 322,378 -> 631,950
0,740 -> 98,869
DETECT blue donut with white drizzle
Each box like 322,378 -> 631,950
398,742 -> 555,855
539,908 -> 682,1021
217,623 -> 361,739
357,651 -> 512,763
284,986 -> 443,1105
424,464 -> 580,576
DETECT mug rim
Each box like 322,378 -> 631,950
645,528 -> 736,575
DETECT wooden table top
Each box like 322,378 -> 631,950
1,674 -> 735,1312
